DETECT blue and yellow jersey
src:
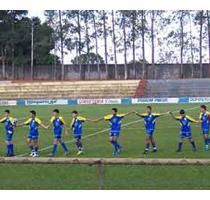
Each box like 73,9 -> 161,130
50,116 -> 65,132
71,116 -> 87,135
104,114 -> 125,132
175,115 -> 196,133
24,117 -> 42,134
199,112 -> 210,130
0,117 -> 15,132
138,112 -> 160,131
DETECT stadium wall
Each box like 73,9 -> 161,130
1,97 -> 210,106
0,63 -> 210,80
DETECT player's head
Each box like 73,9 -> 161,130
112,108 -> 118,115
53,109 -> 59,116
146,106 -> 152,113
179,109 -> 185,116
72,110 -> 78,118
200,105 -> 207,113
29,110 -> 36,118
4,109 -> 10,117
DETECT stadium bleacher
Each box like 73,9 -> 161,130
0,78 -> 210,100
0,80 -> 139,100
144,79 -> 210,98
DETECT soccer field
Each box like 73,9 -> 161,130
0,103 -> 210,189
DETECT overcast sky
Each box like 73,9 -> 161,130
27,10 -> 208,65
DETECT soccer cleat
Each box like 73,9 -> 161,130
205,145 -> 209,151
77,150 -> 84,156
117,146 -> 122,154
113,151 -> 119,157
176,149 -> 181,152
32,153 -> 38,157
29,151 -> 34,157
143,150 -> 149,154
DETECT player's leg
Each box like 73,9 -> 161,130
176,135 -> 184,152
27,138 -> 34,156
75,136 -> 84,155
189,137 -> 196,151
58,138 -> 69,155
33,139 -> 39,157
150,135 -> 157,152
50,138 -> 59,157
5,132 -> 14,156
203,131 -> 209,151
143,134 -> 150,154
5,140 -> 10,157
109,134 -> 119,156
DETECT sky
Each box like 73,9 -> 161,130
27,10 -> 208,65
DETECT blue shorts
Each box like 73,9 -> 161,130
146,129 -> 154,136
54,134 -> 62,139
74,135 -> 82,140
180,132 -> 192,139
110,131 -> 120,137
202,129 -> 209,135
28,133 -> 39,140
6,131 -> 14,141
54,130 -> 62,139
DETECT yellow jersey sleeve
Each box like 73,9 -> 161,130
59,116 -> 66,124
50,116 -> 55,123
199,113 -> 202,120
152,112 -> 161,117
0,117 -> 6,123
9,117 -> 14,121
77,116 -> 87,121
35,117 -> 42,124
186,115 -> 197,123
117,113 -> 126,117
138,113 -> 148,117
104,114 -> 113,120
175,115 -> 182,120
24,118 -> 31,125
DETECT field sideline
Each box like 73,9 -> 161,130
0,103 -> 210,189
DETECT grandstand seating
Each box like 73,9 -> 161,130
144,79 -> 210,97
1,79 -> 210,100
0,80 -> 139,100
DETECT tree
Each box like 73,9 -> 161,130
81,10 -> 93,79
71,52 -> 104,65
207,10 -> 210,64
111,10 -> 118,78
92,10 -> 101,78
140,10 -> 146,79
101,10 -> 108,78
119,10 -> 128,80
58,10 -> 65,80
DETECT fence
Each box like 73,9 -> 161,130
0,63 -> 210,80
1,157 -> 210,189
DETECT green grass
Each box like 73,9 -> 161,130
0,103 -> 210,189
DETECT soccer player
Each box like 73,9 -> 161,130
18,110 -> 48,157
94,108 -> 134,156
0,110 -> 17,156
71,110 -> 94,155
170,110 -> 197,152
136,106 -> 167,154
199,105 -> 210,151
48,109 -> 69,157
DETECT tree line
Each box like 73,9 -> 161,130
0,10 -> 210,80
45,10 -> 210,79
